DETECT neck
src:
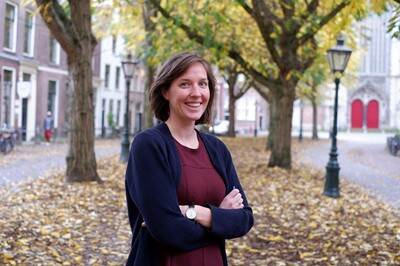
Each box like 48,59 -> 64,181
165,117 -> 196,143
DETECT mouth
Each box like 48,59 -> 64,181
185,102 -> 202,108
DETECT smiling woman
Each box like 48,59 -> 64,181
125,52 -> 254,266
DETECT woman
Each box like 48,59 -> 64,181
125,52 -> 253,266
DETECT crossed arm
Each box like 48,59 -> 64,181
178,188 -> 244,228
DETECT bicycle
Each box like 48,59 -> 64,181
0,130 -> 17,154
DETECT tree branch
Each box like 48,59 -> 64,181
236,0 -> 255,18
35,0 -> 76,56
149,0 -> 277,89
252,80 -> 270,102
298,0 -> 351,46
234,77 -> 252,100
251,0 -> 283,70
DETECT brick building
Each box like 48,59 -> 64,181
0,0 -> 101,141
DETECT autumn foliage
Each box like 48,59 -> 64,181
0,138 -> 399,265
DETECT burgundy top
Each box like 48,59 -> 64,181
160,133 -> 226,266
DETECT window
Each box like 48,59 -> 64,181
112,35 -> 117,54
109,99 -> 114,116
23,73 -> 31,82
116,100 -> 121,126
2,70 -> 13,126
49,36 -> 60,64
3,3 -> 17,51
48,81 -> 57,114
23,11 -> 34,55
115,67 -> 120,89
105,64 -> 110,88
108,99 -> 114,127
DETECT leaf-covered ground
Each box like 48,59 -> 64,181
0,137 -> 399,265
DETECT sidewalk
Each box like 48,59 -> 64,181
292,135 -> 400,209
0,139 -> 120,188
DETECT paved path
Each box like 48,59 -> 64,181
293,134 -> 400,209
0,140 -> 120,188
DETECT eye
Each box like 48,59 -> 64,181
199,81 -> 208,88
179,82 -> 191,88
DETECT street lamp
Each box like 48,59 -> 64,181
120,53 -> 138,163
323,35 -> 352,198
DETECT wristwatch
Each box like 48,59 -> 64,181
185,204 -> 197,220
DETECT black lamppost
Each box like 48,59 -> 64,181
120,53 -> 138,163
323,35 -> 352,198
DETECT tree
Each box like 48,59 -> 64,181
141,0 -> 159,129
389,0 -> 400,38
297,57 -> 329,140
223,64 -> 252,137
150,0 -> 387,169
35,1 -> 100,182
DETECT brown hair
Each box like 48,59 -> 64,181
150,52 -> 216,125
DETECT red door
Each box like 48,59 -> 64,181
367,100 -> 379,129
351,99 -> 363,128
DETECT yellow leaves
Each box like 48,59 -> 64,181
0,146 -> 130,264
0,138 -> 399,265
221,137 -> 400,264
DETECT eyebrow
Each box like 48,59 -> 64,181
178,78 -> 208,82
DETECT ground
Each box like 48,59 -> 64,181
0,137 -> 399,265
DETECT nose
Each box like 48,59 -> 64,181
190,84 -> 202,97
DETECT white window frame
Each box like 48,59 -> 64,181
3,2 -> 18,53
1,66 -> 16,127
23,10 -> 35,57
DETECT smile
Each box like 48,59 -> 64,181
185,102 -> 202,107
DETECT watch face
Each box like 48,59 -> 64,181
186,208 -> 196,219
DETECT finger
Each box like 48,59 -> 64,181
233,193 -> 243,201
225,190 -> 239,200
228,189 -> 240,197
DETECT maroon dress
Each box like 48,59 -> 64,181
161,133 -> 226,266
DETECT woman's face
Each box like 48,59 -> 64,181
163,62 -> 210,124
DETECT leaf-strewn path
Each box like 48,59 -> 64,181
0,139 -> 119,188
0,137 -> 399,265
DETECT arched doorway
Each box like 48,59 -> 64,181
367,100 -> 379,129
351,99 -> 363,129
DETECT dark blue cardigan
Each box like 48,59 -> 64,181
125,123 -> 254,265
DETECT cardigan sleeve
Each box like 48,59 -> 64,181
125,132 -> 215,251
207,142 -> 254,239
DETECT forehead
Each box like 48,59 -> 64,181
177,62 -> 208,79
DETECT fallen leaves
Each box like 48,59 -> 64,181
0,137 -> 399,265
222,137 -> 400,265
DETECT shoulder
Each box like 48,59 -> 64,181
131,126 -> 167,150
198,131 -> 230,155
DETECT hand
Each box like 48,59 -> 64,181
179,205 -> 188,216
219,189 -> 244,209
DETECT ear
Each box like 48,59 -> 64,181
162,89 -> 169,101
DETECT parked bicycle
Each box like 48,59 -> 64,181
0,129 -> 17,154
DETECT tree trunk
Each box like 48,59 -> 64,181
312,99 -> 319,140
142,0 -> 158,129
267,101 -> 275,150
143,64 -> 155,129
268,89 -> 295,169
66,52 -> 100,182
65,1 -> 100,182
228,93 -> 236,137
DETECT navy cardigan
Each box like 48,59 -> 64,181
125,123 -> 254,265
